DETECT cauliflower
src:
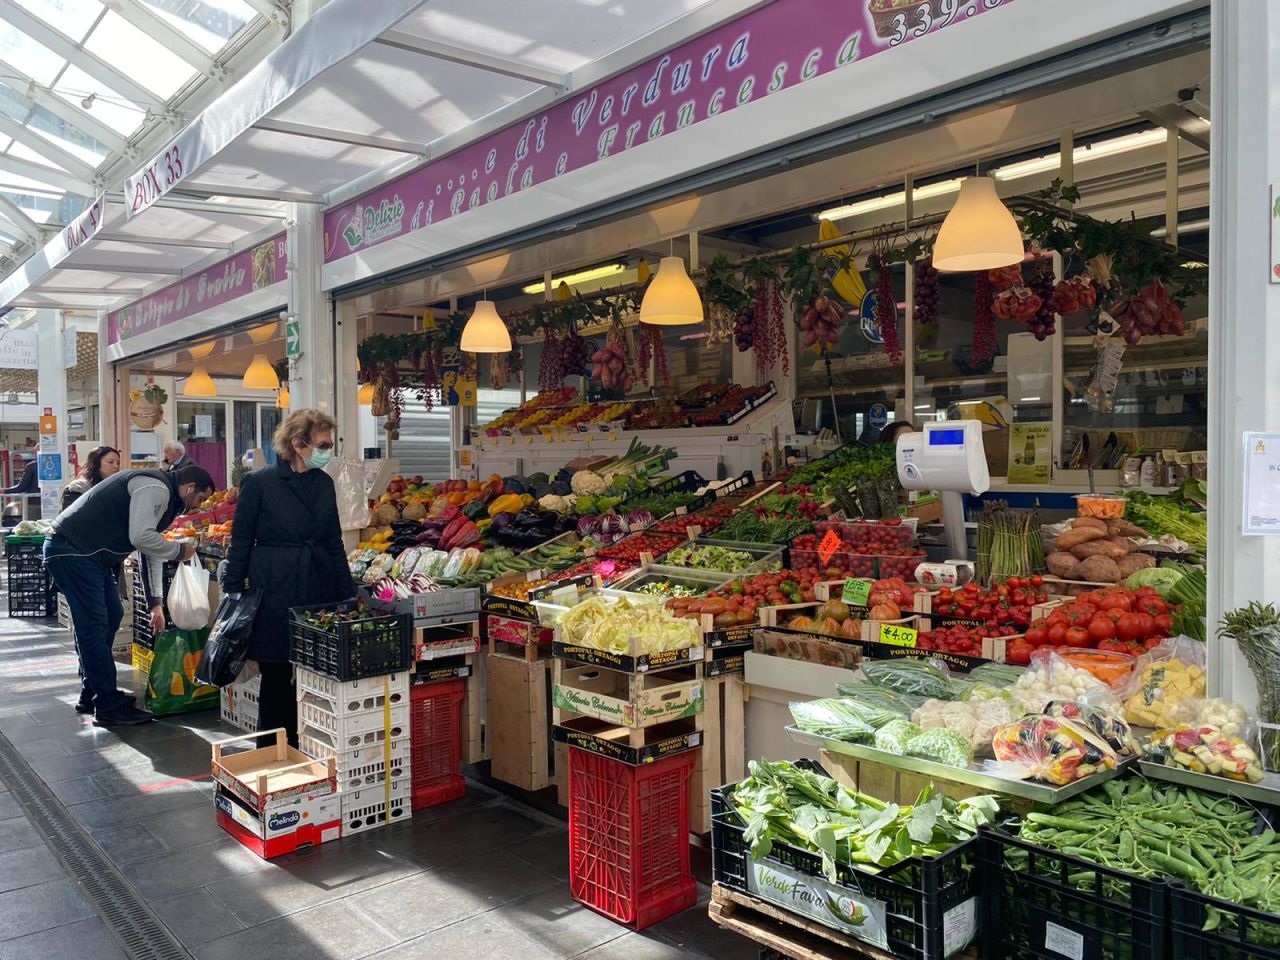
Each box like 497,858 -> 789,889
570,470 -> 607,496
538,493 -> 574,514
912,698 -> 1016,753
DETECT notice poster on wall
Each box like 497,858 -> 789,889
1242,432 -> 1280,534
193,415 -> 213,438
1007,422 -> 1051,484
1272,186 -> 1280,284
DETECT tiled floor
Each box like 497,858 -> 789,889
0,613 -> 756,960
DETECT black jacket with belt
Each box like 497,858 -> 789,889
221,459 -> 356,663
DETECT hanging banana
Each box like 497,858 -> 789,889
819,219 -> 867,308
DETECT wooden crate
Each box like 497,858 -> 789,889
690,674 -> 746,835
486,651 -> 553,792
552,659 -> 703,728
461,655 -> 487,764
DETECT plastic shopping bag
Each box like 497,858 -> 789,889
195,589 -> 261,687
167,558 -> 211,630
144,627 -> 219,716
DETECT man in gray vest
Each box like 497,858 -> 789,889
46,464 -> 215,726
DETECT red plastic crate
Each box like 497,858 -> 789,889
408,678 -> 466,810
567,746 -> 697,930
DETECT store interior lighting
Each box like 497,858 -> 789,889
932,177 -> 1024,272
242,353 -> 280,389
183,366 -> 216,397
188,342 -> 216,360
248,322 -> 278,345
460,300 -> 512,353
639,256 -> 704,326
276,385 -> 290,409
357,383 -> 375,405
522,263 -> 627,295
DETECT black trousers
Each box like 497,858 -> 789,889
256,662 -> 297,747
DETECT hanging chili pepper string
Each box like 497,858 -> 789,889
972,271 -> 998,363
872,254 -> 902,364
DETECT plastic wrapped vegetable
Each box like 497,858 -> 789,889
863,658 -> 955,700
789,699 -> 878,742
1123,638 -> 1207,728
1172,697 -> 1251,738
912,697 -> 1018,754
991,715 -> 1119,785
1044,700 -> 1139,756
904,728 -> 974,767
874,718 -> 921,755
834,681 -> 926,715
1142,725 -> 1263,783
1011,653 -> 1117,713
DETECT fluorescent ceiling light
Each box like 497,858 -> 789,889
819,179 -> 963,222
1151,219 -> 1210,238
992,129 -> 1168,181
522,263 -> 626,295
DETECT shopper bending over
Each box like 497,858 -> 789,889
221,409 -> 355,746
62,445 -> 122,510
46,464 -> 215,726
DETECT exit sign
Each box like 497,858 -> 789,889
285,317 -> 301,358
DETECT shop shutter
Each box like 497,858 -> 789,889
389,386 -> 521,481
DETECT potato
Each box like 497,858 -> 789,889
1105,536 -> 1135,555
1072,540 -> 1127,560
1055,527 -> 1106,551
1105,518 -> 1147,537
1072,517 -> 1108,532
1115,553 -> 1156,578
1046,552 -> 1081,579
1073,555 -> 1122,583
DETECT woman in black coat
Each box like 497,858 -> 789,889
222,408 -> 355,745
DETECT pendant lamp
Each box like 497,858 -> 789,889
460,300 -> 512,353
639,256 -> 703,325
248,322 -> 278,345
932,177 -> 1024,272
276,385 -> 290,409
357,382 -> 375,406
188,341 -> 216,360
243,353 -> 280,390
183,366 -> 216,397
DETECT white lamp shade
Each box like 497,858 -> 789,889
357,382 -> 375,406
639,256 -> 703,325
461,300 -> 512,353
183,366 -> 216,397
243,353 -> 280,390
248,322 -> 278,344
932,177 -> 1025,272
276,385 -> 290,408
188,341 -> 216,360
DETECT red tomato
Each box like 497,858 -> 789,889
1025,625 -> 1049,647
1139,597 -> 1168,616
1116,613 -> 1141,641
1006,641 -> 1033,665
1088,615 -> 1116,642
1047,623 -> 1068,645
1065,626 -> 1091,647
1135,613 -> 1155,638
1100,594 -> 1133,612
1144,635 -> 1165,650
1153,613 -> 1174,636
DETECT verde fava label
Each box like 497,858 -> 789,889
746,858 -> 888,947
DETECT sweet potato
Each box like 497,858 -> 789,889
1105,518 -> 1147,537
1055,527 -> 1106,551
1072,540 -> 1128,560
1046,552 -> 1081,579
1105,536 -> 1135,555
1073,555 -> 1122,583
1072,517 -> 1108,533
1115,553 -> 1156,578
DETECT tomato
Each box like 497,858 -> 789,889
1030,575 -> 1044,587
1100,594 -> 1133,612
1025,625 -> 1049,647
1153,613 -> 1174,636
1047,623 -> 1068,645
1065,626 -> 1091,647
1116,613 -> 1141,641
1087,615 -> 1116,642
1139,597 -> 1168,616
1144,635 -> 1165,650
1006,640 -> 1033,665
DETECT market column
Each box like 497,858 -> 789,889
34,308 -> 68,517
1207,1 -> 1280,702
286,204 -> 334,413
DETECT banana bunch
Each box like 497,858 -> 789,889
819,219 -> 867,308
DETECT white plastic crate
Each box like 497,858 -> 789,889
57,595 -> 71,628
340,779 -> 411,835
294,667 -> 409,717
298,723 -> 411,792
219,675 -> 262,733
297,699 -> 410,749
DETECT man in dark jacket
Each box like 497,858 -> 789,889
46,464 -> 215,725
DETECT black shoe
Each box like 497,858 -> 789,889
93,704 -> 154,727
76,693 -> 135,715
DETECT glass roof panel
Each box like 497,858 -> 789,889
0,171 -> 64,196
0,22 -> 67,85
141,0 -> 256,53
55,64 -> 146,136
0,83 -> 30,124
1,192 -> 56,223
28,103 -> 110,166
11,0 -> 101,43
83,10 -> 198,99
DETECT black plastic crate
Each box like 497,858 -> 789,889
4,536 -> 45,559
289,603 -> 411,681
1170,884 -> 1280,960
8,582 -> 54,618
980,824 -> 1168,960
130,559 -> 175,648
711,772 -> 980,960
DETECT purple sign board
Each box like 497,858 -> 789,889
108,234 -> 288,344
323,0 -> 1019,264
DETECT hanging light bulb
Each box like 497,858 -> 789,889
248,322 -> 278,345
357,382 -> 375,406
276,385 -> 291,409
188,341 -> 216,360
183,366 -> 216,397
460,300 -> 512,353
931,177 -> 1024,272
242,353 -> 280,390
639,256 -> 703,325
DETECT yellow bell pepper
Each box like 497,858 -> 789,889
488,494 -> 524,517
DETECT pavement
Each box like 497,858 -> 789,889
0,609 -> 755,960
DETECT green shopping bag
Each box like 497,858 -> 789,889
144,627 -> 220,716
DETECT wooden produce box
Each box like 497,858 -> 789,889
690,674 -> 746,835
754,628 -> 862,671
486,650 -> 553,792
212,728 -> 336,812
552,660 -> 704,728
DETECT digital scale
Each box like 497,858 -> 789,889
895,420 -> 990,560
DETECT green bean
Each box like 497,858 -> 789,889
1144,849 -> 1201,882
1118,831 -> 1135,861
1136,817 -> 1175,838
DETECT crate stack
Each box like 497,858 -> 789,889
5,536 -> 54,618
289,603 -> 417,836
409,619 -> 478,809
219,673 -> 261,733
551,629 -> 704,930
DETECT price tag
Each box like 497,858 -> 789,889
841,578 -> 871,606
878,622 -> 918,647
817,529 -> 842,567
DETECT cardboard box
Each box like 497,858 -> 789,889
214,784 -> 340,859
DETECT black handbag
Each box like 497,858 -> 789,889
195,588 -> 263,687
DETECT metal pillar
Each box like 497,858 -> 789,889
286,203 -> 333,413
34,309 -> 67,517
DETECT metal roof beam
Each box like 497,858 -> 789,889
0,0 -> 159,107
239,0 -> 288,24
96,231 -> 233,250
174,183 -> 324,203
0,115 -> 98,183
375,31 -> 569,89
0,196 -> 43,245
15,285 -> 136,295
0,58 -> 129,153
0,155 -> 94,196
254,117 -> 428,155
54,262 -> 183,275
102,0 -> 216,74
102,192 -> 284,218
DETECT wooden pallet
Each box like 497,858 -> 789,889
486,650 -> 553,791
708,883 -> 898,960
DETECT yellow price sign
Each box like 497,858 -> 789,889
877,622 -> 918,647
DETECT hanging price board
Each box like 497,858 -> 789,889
878,622 -> 918,647
817,529 -> 842,567
841,579 -> 871,606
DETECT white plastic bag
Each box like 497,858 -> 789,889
167,557 -> 211,630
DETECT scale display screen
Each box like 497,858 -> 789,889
927,428 -> 966,447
